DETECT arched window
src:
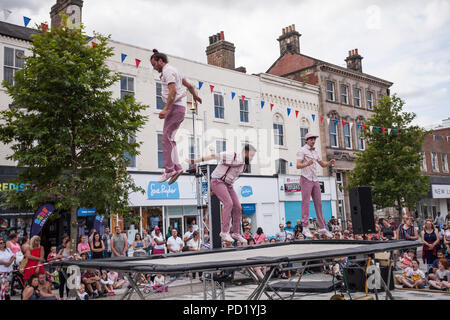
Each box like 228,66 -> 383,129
276,159 -> 288,174
273,114 -> 284,146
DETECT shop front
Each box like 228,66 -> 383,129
417,177 -> 450,221
278,175 -> 338,228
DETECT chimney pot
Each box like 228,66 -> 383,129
348,50 -> 352,57
355,48 -> 358,55
293,24 -> 296,31
220,31 -> 224,41
289,26 -> 292,32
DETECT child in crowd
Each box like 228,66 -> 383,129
400,250 -> 415,270
428,259 -> 450,291
396,260 -> 426,289
76,283 -> 89,300
153,274 -> 168,293
100,271 -> 115,296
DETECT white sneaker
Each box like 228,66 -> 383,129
302,229 -> 314,239
158,171 -> 176,183
220,232 -> 234,243
168,170 -> 183,185
318,229 -> 333,238
231,233 -> 248,245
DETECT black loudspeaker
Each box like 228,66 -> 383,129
349,187 -> 376,235
343,266 -> 365,292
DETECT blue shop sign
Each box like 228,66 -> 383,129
242,203 -> 256,215
148,181 -> 180,200
77,208 -> 96,217
241,186 -> 253,198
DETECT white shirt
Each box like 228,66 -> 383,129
183,231 -> 193,241
160,64 -> 187,106
154,275 -> 165,286
0,248 -> 14,273
167,236 -> 183,253
187,238 -> 202,251
404,268 -> 425,281
153,234 -> 166,250
192,224 -> 199,232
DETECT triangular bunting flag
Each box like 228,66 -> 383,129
388,128 -> 392,135
312,114 -> 316,122
363,125 -> 366,132
327,118 -> 331,126
342,121 -> 346,127
198,81 -> 203,90
356,124 -> 360,130
261,101 -> 265,109
287,108 -> 291,117
3,9 -> 12,21
334,120 -> 339,126
41,23 -> 48,33
121,53 -> 127,63
210,85 -> 215,93
135,59 -> 141,68
231,92 -> 236,100
320,116 -> 324,124
295,110 -> 299,118
270,104 -> 274,112
394,129 -> 398,135
376,127 -> 380,133
23,16 -> 31,27
382,128 -> 386,134
92,42 -> 98,48
437,135 -> 440,141
241,95 -> 246,103
370,126 -> 374,132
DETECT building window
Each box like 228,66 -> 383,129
216,139 -> 226,153
330,120 -> 338,148
120,75 -> 135,99
300,128 -> 309,147
241,142 -> 251,174
157,133 -> 164,169
367,91 -> 374,110
336,172 -> 344,193
420,152 -> 427,172
354,88 -> 361,107
344,123 -> 352,149
4,46 -> 25,85
276,159 -> 287,174
326,81 -> 335,101
156,82 -> 165,110
240,99 -> 249,123
189,136 -> 200,169
273,123 -> 284,146
357,125 -> 365,150
442,154 -> 448,173
214,93 -> 225,119
340,85 -> 348,105
124,136 -> 136,168
432,152 -> 439,172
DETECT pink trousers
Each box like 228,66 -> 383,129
210,178 -> 242,234
162,104 -> 185,173
301,176 -> 326,229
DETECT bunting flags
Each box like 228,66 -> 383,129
327,118 -> 331,126
241,95 -> 246,103
92,42 -> 98,48
295,110 -> 299,118
363,125 -> 366,132
261,101 -> 265,109
135,59 -> 141,68
287,108 -> 291,117
209,85 -> 215,93
342,120 -> 346,127
23,16 -> 31,27
382,127 -> 386,134
41,23 -> 48,33
388,128 -> 392,135
3,9 -> 12,21
320,116 -> 324,124
121,53 -> 127,63
231,92 -> 236,100
312,114 -> 316,122
198,81 -> 203,90
270,104 -> 274,112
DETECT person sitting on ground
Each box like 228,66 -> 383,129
37,273 -> 59,300
427,250 -> 450,280
428,259 -> 450,291
396,259 -> 426,289
76,283 -> 89,300
100,270 -> 115,296
22,274 -> 58,300
81,269 -> 103,298
400,250 -> 416,270
153,274 -> 168,293
253,228 -> 267,245
333,232 -> 341,240
108,270 -> 126,290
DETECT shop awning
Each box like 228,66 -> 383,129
242,203 -> 256,215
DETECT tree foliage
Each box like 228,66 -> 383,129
347,95 -> 429,214
0,18 -> 148,248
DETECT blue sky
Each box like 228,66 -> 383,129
2,0 -> 449,128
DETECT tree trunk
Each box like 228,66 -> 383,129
70,206 -> 78,254
397,196 -> 403,221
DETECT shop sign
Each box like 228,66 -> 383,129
241,186 -> 253,198
242,203 -> 256,215
432,185 -> 450,199
284,177 -> 301,193
0,181 -> 26,192
77,208 -> 96,217
148,181 -> 180,200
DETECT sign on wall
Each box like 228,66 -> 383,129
241,186 -> 253,198
432,185 -> 450,199
148,181 -> 180,200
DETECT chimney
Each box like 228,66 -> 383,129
345,48 -> 364,73
50,0 -> 83,29
277,24 -> 301,56
206,31 -> 236,70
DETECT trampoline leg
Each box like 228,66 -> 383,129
289,261 -> 309,301
124,273 -> 146,301
247,266 -> 277,301
385,251 -> 395,301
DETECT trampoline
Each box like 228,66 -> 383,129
55,240 -> 421,300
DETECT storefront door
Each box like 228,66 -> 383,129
168,217 -> 183,236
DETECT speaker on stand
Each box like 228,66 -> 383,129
349,187 -> 376,235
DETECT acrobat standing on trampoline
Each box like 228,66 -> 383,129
188,144 -> 257,244
150,49 -> 202,185
296,133 -> 335,239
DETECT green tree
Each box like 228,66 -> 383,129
0,18 -> 147,252
347,94 -> 429,217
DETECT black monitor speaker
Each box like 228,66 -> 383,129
349,186 -> 376,235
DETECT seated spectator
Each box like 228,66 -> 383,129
76,283 -> 89,300
153,274 -> 168,293
81,269 -> 103,298
354,234 -> 364,241
108,270 -> 126,289
22,274 -> 58,300
428,259 -> 450,291
396,260 -> 426,289
38,273 -> 59,300
253,228 -> 267,245
167,229 -> 184,254
400,250 -> 415,270
132,233 -> 146,257
428,250 -> 450,280
100,271 -> 115,295
308,218 -> 317,234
